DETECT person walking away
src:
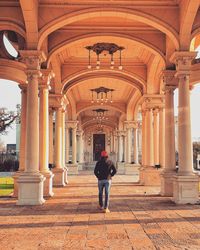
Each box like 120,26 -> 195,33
94,150 -> 117,213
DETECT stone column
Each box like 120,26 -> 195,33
170,51 -> 199,204
65,126 -> 70,163
159,108 -> 165,168
66,121 -> 79,175
161,84 -> 176,196
49,108 -> 54,166
17,51 -> 45,205
13,85 -> 27,197
117,132 -> 123,162
39,71 -> 54,197
72,125 -> 77,164
133,127 -> 139,164
79,131 -> 84,163
61,109 -> 68,184
153,108 -> 159,166
62,110 -> 66,168
146,108 -> 154,167
125,123 -> 132,164
52,107 -> 65,186
141,111 -> 146,166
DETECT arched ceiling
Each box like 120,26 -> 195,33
1,0 -> 200,132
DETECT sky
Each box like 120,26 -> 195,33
0,80 -> 21,145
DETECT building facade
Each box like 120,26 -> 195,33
0,0 -> 200,205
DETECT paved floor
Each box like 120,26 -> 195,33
0,174 -> 200,250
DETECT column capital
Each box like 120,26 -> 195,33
141,94 -> 165,110
162,70 -> 178,88
19,84 -> 27,92
116,130 -> 126,137
170,51 -> 197,78
76,130 -> 83,137
49,93 -> 66,109
124,121 -> 138,129
19,50 -> 46,70
164,85 -> 176,95
152,108 -> 159,116
66,121 -> 78,129
39,69 -> 54,90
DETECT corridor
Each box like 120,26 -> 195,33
0,174 -> 200,250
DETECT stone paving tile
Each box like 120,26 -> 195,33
0,174 -> 200,250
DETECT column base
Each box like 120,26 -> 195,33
64,167 -> 68,184
124,163 -> 140,175
17,172 -> 45,205
116,162 -> 125,174
13,170 -> 23,198
172,174 -> 199,204
41,171 -> 54,197
52,168 -> 66,187
160,170 -> 176,196
78,163 -> 83,171
139,166 -> 161,186
66,164 -> 78,175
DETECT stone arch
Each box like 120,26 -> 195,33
126,91 -> 142,121
0,21 -> 26,38
67,91 -> 76,120
133,96 -> 144,120
77,104 -> 124,118
62,69 -> 146,95
179,0 -> 199,50
38,8 -> 179,50
0,59 -> 27,84
82,119 -> 116,130
47,33 -> 166,67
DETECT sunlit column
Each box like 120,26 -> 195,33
39,72 -> 54,197
170,51 -> 199,204
72,123 -> 77,164
153,108 -> 159,166
49,108 -> 54,166
117,132 -> 123,162
146,108 -> 154,166
52,107 -> 65,186
125,124 -> 132,164
141,110 -> 146,165
65,126 -> 70,163
17,51 -> 46,205
13,85 -> 27,197
164,86 -> 176,172
62,110 -> 66,167
159,108 -> 165,167
133,127 -> 139,164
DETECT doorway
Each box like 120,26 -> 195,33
93,134 -> 105,161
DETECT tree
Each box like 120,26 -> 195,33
0,107 -> 19,135
0,137 -> 5,151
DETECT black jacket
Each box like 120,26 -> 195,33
94,157 -> 117,180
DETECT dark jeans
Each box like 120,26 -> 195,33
98,179 -> 111,208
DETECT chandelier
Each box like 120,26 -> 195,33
92,108 -> 108,121
90,86 -> 114,105
86,43 -> 124,70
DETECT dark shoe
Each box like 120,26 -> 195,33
97,205 -> 103,210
